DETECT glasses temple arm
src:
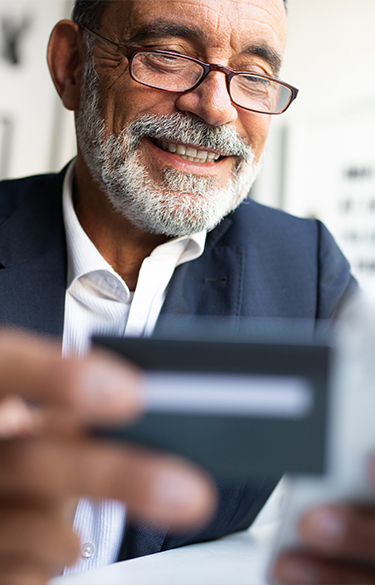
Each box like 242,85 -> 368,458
80,25 -> 130,58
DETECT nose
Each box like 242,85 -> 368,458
175,71 -> 238,127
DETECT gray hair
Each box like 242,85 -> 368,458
72,1 -> 110,31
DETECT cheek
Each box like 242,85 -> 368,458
98,81 -> 180,137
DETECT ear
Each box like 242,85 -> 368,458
47,20 -> 85,111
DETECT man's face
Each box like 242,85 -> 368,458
75,0 -> 288,236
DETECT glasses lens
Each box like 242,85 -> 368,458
230,74 -> 292,114
131,52 -> 204,91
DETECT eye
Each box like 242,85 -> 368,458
238,74 -> 271,93
231,74 -> 282,111
142,52 -> 184,71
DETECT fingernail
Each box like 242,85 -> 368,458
304,508 -> 345,545
369,455 -> 375,484
0,397 -> 35,438
278,559 -> 320,584
152,468 -> 206,512
76,361 -> 141,418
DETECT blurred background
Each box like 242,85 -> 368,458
0,0 -> 374,292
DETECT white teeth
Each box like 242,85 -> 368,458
155,138 -> 221,163
176,144 -> 186,155
186,147 -> 197,158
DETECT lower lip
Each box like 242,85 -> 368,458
146,138 -> 230,174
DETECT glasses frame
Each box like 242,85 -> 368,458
81,25 -> 299,115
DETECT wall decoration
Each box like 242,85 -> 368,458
1,12 -> 32,66
0,0 -> 74,180
282,104 -> 375,293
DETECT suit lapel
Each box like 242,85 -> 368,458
157,217 -> 245,333
0,171 -> 67,337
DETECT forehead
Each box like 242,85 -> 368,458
103,0 -> 287,59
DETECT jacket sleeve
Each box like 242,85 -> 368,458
316,219 -> 359,319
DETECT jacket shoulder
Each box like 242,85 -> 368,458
216,199 -> 357,319
0,172 -> 62,225
219,199 -> 318,246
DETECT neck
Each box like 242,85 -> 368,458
73,157 -> 168,291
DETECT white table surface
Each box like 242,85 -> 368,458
50,522 -> 278,585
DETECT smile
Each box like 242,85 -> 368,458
153,138 -> 222,163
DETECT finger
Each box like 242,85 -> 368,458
0,504 -> 79,572
0,436 -> 217,531
369,455 -> 375,487
297,504 -> 375,560
0,561 -> 50,585
0,396 -> 38,438
273,551 -> 375,584
0,329 -> 143,423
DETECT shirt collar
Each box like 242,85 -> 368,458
62,160 -> 206,288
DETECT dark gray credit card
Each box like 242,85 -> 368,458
93,335 -> 330,481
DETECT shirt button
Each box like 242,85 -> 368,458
106,275 -> 117,290
81,542 -> 95,558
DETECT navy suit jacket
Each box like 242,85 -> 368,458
0,167 -> 357,560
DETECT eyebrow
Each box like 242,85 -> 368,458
126,19 -> 282,76
242,44 -> 282,75
126,20 -> 210,46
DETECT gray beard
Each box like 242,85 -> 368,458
75,60 -> 261,237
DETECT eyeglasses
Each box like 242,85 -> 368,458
81,26 -> 299,116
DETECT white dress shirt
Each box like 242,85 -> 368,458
61,161 -> 206,574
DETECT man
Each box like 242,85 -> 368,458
0,0 -> 373,583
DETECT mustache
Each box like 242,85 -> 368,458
127,113 -> 253,161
